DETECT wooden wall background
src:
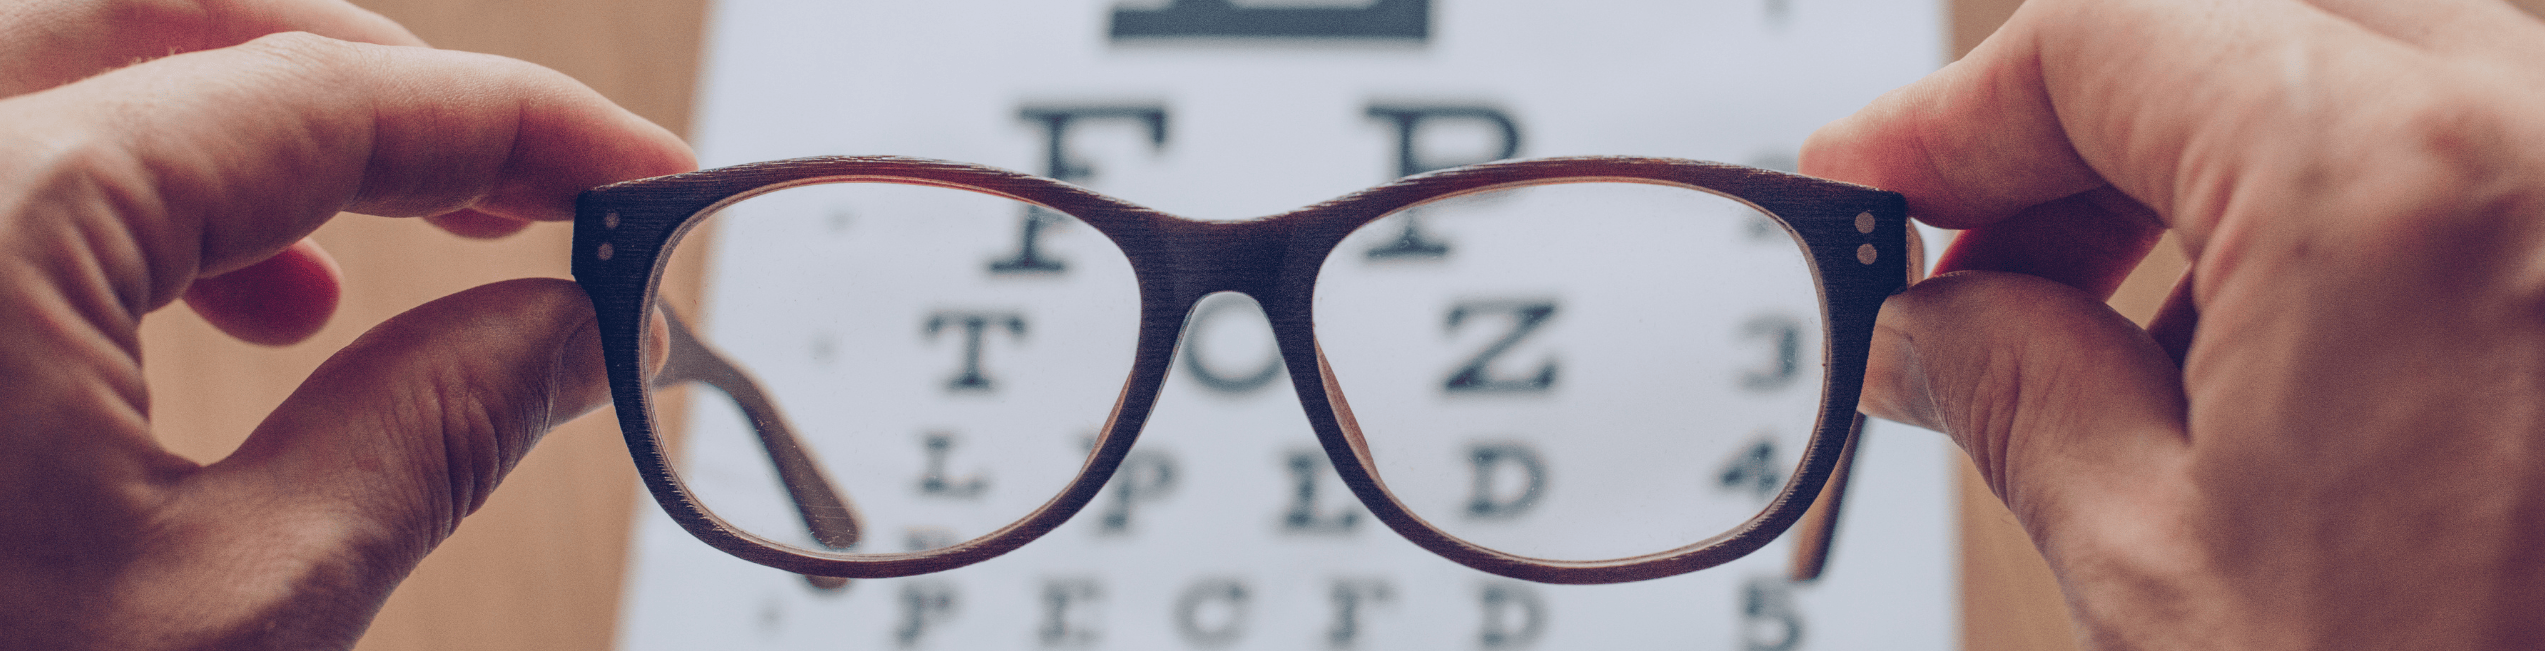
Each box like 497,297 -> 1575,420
123,1 -> 2540,649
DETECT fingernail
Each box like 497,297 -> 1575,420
547,311 -> 612,429
641,305 -> 672,380
1862,294 -> 1944,430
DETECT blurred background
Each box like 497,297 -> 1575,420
139,0 -> 2534,649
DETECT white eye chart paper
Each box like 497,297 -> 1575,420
621,2 -> 1957,650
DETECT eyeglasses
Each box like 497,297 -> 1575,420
574,155 -> 1908,585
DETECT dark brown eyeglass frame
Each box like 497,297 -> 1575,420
574,155 -> 1909,586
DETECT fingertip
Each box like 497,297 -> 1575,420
413,279 -> 610,435
221,278 -> 604,516
424,209 -> 535,239
549,289 -> 614,430
643,306 -> 672,381
1803,77 -> 1999,230
182,238 -> 342,346
468,92 -> 698,222
1800,91 -> 1912,189
1862,293 -> 1944,431
516,284 -> 667,439
1804,17 -> 2105,230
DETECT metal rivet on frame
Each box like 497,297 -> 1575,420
605,211 -> 621,229
1856,243 -> 1877,265
597,242 -> 616,261
1854,211 -> 1875,234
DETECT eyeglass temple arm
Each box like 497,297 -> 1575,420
653,308 -> 865,587
1786,412 -> 1862,583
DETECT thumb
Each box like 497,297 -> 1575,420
1865,271 -> 2190,554
163,278 -> 608,636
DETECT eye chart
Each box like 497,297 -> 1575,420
619,1 -> 1956,649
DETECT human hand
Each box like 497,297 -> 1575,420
1804,0 -> 2545,647
0,2 -> 693,649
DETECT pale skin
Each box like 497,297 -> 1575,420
3,0 -> 2537,649
1805,0 -> 2545,648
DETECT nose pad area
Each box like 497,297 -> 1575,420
1172,291 -> 1291,397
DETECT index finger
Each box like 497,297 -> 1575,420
1800,0 -> 2540,251
1798,21 -> 2100,232
0,31 -> 696,314
0,0 -> 427,98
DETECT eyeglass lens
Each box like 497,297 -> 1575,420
648,182 -> 1141,555
1315,182 -> 1825,562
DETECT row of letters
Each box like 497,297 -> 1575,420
912,438 -> 1791,528
867,102 -> 1813,401
874,574 -> 1803,650
914,302 -> 1807,398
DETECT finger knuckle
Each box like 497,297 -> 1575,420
230,30 -> 365,69
2234,66 -> 2545,293
218,32 -> 394,111
2382,78 -> 2536,223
